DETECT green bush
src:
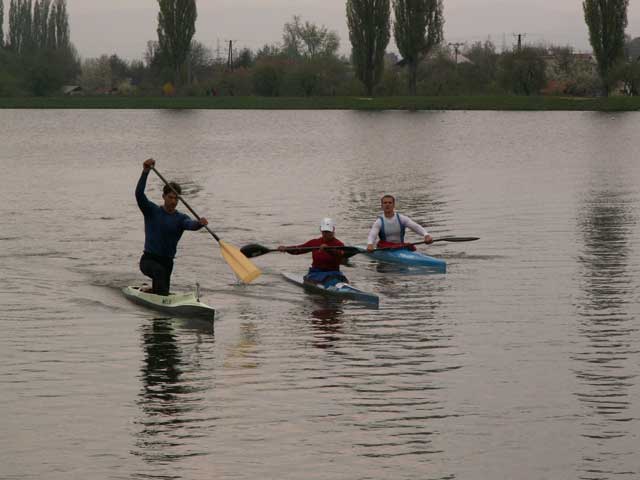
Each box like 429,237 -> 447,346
252,62 -> 284,96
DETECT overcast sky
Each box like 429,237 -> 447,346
63,0 -> 640,60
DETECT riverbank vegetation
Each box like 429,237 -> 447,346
2,95 -> 640,111
1,0 -> 639,107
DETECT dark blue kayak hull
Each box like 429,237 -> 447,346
282,273 -> 379,306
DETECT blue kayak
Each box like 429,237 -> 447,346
282,272 -> 379,306
356,246 -> 446,272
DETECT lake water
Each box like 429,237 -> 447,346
1,109 -> 639,480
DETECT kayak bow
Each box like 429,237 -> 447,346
355,246 -> 447,272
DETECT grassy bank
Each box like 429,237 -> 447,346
1,95 -> 640,111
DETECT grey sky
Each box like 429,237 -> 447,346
65,0 -> 640,60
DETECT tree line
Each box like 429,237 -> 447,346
7,0 -> 69,52
0,0 -> 638,97
0,0 -> 78,95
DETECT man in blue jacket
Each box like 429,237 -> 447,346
136,158 -> 208,295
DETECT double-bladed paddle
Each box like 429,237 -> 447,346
241,236 -> 479,260
378,236 -> 479,249
240,244 -> 361,258
341,236 -> 480,258
151,166 -> 261,283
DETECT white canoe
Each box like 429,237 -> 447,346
122,286 -> 215,320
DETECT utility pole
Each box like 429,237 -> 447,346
448,42 -> 464,64
227,40 -> 234,70
513,33 -> 526,52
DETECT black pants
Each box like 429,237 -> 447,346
140,252 -> 174,296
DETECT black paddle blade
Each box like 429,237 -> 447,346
240,243 -> 274,258
434,236 -> 479,242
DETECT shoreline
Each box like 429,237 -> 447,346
1,95 -> 640,111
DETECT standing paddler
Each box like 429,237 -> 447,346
135,158 -> 208,295
366,195 -> 433,252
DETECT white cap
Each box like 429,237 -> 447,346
320,217 -> 336,232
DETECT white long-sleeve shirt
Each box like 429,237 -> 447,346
367,213 -> 428,245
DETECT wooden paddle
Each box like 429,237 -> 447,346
151,166 -> 261,283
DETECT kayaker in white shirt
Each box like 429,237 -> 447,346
366,195 -> 433,252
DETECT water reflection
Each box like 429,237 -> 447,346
223,320 -> 260,369
310,306 -> 344,350
352,273 -> 454,467
574,189 -> 638,479
133,318 -> 214,471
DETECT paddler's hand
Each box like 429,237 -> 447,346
424,234 -> 433,244
366,244 -> 375,252
319,243 -> 328,251
143,158 -> 155,172
277,246 -> 288,252
199,217 -> 208,226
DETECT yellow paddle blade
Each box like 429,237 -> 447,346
219,240 -> 262,283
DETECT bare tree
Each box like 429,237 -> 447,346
283,15 -> 340,59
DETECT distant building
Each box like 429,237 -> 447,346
452,53 -> 472,65
394,47 -> 474,68
94,86 -> 119,95
541,51 -> 599,96
542,51 -> 597,78
62,85 -> 82,96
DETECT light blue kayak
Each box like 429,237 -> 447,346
282,272 -> 379,306
356,246 -> 447,272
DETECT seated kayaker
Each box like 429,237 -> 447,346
136,158 -> 208,296
366,194 -> 433,252
277,218 -> 348,287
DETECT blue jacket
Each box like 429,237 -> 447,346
136,171 -> 202,259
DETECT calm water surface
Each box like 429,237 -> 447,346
1,109 -> 639,480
